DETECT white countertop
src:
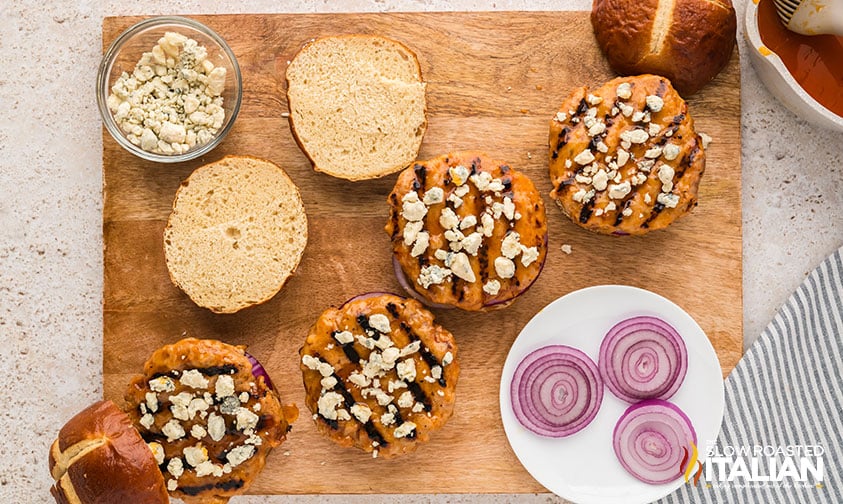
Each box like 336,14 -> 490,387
1,0 -> 841,502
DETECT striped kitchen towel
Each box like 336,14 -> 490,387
660,246 -> 843,504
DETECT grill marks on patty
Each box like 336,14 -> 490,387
548,75 -> 706,235
308,298 -> 447,446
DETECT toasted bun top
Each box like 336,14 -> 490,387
49,400 -> 168,504
164,155 -> 308,313
286,35 -> 427,181
591,0 -> 736,95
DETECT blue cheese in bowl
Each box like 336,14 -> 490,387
107,32 -> 226,155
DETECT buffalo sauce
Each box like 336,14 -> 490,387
757,0 -> 843,117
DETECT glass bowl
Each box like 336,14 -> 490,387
97,16 -> 242,163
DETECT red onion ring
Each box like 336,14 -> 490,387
598,316 -> 688,403
510,345 -> 604,438
613,399 -> 697,484
245,352 -> 274,390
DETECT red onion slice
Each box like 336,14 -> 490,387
613,399 -> 697,484
511,345 -> 604,437
599,316 -> 688,403
245,352 -> 274,390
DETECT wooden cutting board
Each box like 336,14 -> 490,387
102,12 -> 742,495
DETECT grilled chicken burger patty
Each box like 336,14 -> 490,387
300,293 -> 459,459
548,74 -> 706,235
124,338 -> 298,504
386,152 -> 548,311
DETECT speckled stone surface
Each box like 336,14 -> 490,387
0,0 -> 840,502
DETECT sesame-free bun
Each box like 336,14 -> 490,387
285,35 -> 427,181
48,400 -> 168,504
163,155 -> 308,313
591,0 -> 737,95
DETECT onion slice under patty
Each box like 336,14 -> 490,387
510,345 -> 604,437
613,399 -> 697,484
245,352 -> 274,390
598,316 -> 688,403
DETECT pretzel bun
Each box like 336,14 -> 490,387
48,400 -> 168,504
591,0 -> 737,95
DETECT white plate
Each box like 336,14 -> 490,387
499,285 -> 725,504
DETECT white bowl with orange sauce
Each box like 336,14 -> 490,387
745,0 -> 843,132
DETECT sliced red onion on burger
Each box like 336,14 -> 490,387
245,352 -> 274,390
510,345 -> 604,437
599,316 -> 688,403
613,399 -> 697,484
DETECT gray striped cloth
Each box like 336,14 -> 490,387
660,246 -> 843,504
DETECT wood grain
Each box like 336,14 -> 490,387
102,12 -> 742,494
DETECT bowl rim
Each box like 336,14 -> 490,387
744,0 -> 843,129
96,15 -> 243,163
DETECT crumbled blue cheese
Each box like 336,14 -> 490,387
592,169 -> 609,191
439,207 -> 460,230
520,246 -> 539,267
140,413 -> 155,429
470,171 -> 493,191
348,371 -> 371,388
662,143 -> 680,161
301,354 -> 321,370
483,279 -> 501,295
410,231 -> 429,257
148,442 -> 165,465
207,412 -> 225,442
162,419 -> 185,441
167,457 -> 184,478
214,374 -> 235,399
145,392 -> 159,413
418,264 -> 452,288
350,403 -> 372,423
500,232 -> 522,259
368,313 -> 391,334
317,391 -> 345,420
657,192 -> 680,208
321,376 -> 338,389
459,215 -> 477,230
460,232 -> 483,256
226,445 -> 256,468
574,149 -> 595,165
449,165 -> 470,186
449,252 -> 475,282
644,146 -> 663,159
393,421 -> 417,439
397,391 -> 414,408
399,341 -> 421,357
194,460 -> 224,478
494,257 -> 516,279
403,220 -> 424,247
179,369 -> 209,390
608,181 -> 632,200
149,376 -> 175,393
380,412 -> 396,427
190,424 -> 207,440
554,111 -> 567,122
620,129 -> 649,144
334,330 -> 354,345
106,32 -> 226,155
422,187 -> 445,205
616,82 -> 632,100
658,164 -> 675,192
396,359 -> 417,381
645,95 -> 664,112
401,191 -> 427,222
